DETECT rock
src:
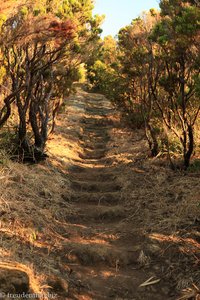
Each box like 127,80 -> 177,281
0,211 -> 7,217
0,268 -> 29,293
47,275 -> 69,296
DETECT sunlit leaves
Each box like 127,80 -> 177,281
20,6 -> 28,17
0,14 -> 7,28
0,0 -> 100,161
0,66 -> 6,84
87,2 -> 200,167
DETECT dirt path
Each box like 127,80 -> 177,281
0,86 -> 199,300
1,88 -> 199,299
64,89 -> 170,300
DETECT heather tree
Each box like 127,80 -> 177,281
0,0 -> 102,161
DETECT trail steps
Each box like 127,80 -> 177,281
64,89 -> 170,300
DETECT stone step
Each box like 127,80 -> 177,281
61,242 -> 139,267
69,169 -> 116,182
70,180 -> 121,193
79,149 -> 106,160
65,204 -> 126,223
0,267 -> 29,294
80,118 -> 113,126
85,107 -> 114,115
82,126 -> 111,131
80,143 -> 107,150
79,131 -> 110,138
79,134 -> 110,143
68,265 -> 169,300
69,192 -> 121,205
81,130 -> 109,137
72,157 -> 113,166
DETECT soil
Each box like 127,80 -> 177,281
0,87 -> 199,300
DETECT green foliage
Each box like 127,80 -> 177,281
55,0 -> 93,21
0,66 -> 6,84
33,5 -> 46,16
87,2 -> 200,168
188,159 -> 200,172
0,130 -> 18,162
194,75 -> 200,97
0,0 -> 102,162
20,6 -> 29,17
86,34 -> 122,101
0,14 -> 7,28
78,64 -> 87,82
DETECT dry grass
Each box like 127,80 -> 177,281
107,124 -> 200,232
0,92 -> 86,297
0,0 -> 27,17
0,154 -> 73,296
107,122 -> 200,295
0,261 -> 43,296
0,88 -> 199,299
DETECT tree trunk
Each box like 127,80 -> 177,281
183,124 -> 194,169
145,123 -> 159,157
29,100 -> 49,162
50,100 -> 61,134
30,107 -> 43,149
18,113 -> 30,161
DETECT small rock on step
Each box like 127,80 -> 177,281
62,243 -> 139,267
0,268 -> 29,294
47,274 -> 69,297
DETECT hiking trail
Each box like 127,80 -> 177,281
64,88 -> 169,300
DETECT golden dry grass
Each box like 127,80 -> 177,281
107,124 -> 200,232
106,121 -> 200,296
0,88 -> 199,299
0,93 -> 87,297
0,155 -> 72,296
0,0 -> 26,16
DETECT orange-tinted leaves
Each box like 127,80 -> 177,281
49,19 -> 76,40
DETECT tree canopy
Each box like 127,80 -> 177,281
0,0 -> 102,162
87,0 -> 200,169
